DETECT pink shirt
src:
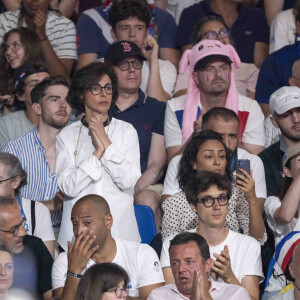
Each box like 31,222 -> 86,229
147,278 -> 250,300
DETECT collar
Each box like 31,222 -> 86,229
81,115 -> 111,128
32,127 -> 45,151
169,284 -> 190,300
112,89 -> 147,113
208,277 -> 221,292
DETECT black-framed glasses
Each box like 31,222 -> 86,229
203,28 -> 231,41
118,60 -> 143,71
0,176 -> 17,184
197,194 -> 230,207
89,83 -> 113,95
106,287 -> 128,298
4,42 -> 22,53
0,218 -> 26,236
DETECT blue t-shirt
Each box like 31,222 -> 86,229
255,43 -> 300,104
76,5 -> 177,58
176,0 -> 269,64
109,90 -> 165,174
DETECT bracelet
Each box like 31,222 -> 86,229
67,271 -> 82,279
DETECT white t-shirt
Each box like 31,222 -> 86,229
164,93 -> 265,149
269,9 -> 296,54
141,59 -> 177,98
21,197 -> 55,242
52,238 -> 164,297
264,196 -> 300,246
162,148 -> 267,199
0,10 -> 77,59
160,229 -> 264,283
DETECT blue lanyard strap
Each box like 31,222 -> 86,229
16,196 -> 26,219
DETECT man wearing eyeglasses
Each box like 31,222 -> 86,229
105,41 -> 167,231
0,197 -> 53,299
160,172 -> 263,300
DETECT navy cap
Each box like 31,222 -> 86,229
13,62 -> 49,90
104,41 -> 146,65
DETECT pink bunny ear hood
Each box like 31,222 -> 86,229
181,39 -> 241,144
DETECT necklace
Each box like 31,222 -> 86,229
74,116 -> 111,168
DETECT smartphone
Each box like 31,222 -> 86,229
236,159 -> 250,183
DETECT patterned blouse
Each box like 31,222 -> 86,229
161,184 -> 267,245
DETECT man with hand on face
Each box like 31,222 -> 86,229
52,194 -> 164,300
148,232 -> 250,300
160,172 -> 263,300
105,41 -> 167,231
0,0 -> 77,76
1,76 -> 72,232
0,197 -> 53,299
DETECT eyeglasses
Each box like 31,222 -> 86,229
0,176 -> 17,184
105,287 -> 128,298
4,42 -> 22,53
203,29 -> 231,41
0,218 -> 26,236
118,60 -> 143,71
197,194 -> 229,207
89,83 -> 113,95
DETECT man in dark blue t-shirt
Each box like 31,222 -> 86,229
106,41 -> 166,231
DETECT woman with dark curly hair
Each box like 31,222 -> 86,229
75,263 -> 129,300
56,62 -> 141,251
161,130 -> 266,246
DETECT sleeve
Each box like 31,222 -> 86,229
157,9 -> 177,49
37,238 -> 54,293
269,11 -> 291,54
251,155 -> 267,199
147,289 -> 161,300
244,64 -> 259,93
34,202 -> 55,241
137,244 -> 164,288
0,13 -> 7,43
235,191 -> 267,245
164,100 -> 183,148
54,20 -> 77,59
174,68 -> 188,94
0,119 -> 11,148
76,12 -> 109,56
160,235 -> 172,268
51,252 -> 68,290
241,100 -> 266,147
56,134 -> 104,198
99,127 -> 141,189
158,60 -> 177,97
162,155 -> 181,196
240,238 -> 264,282
255,55 -> 281,104
152,101 -> 166,136
264,196 -> 285,235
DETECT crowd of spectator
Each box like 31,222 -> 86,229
1,0 -> 300,299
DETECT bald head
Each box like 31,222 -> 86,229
290,59 -> 300,87
73,194 -> 111,218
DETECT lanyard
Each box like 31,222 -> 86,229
16,196 -> 26,219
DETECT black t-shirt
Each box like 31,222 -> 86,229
258,141 -> 284,197
13,235 -> 53,298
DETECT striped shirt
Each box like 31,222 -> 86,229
0,10 -> 77,60
1,127 -> 61,230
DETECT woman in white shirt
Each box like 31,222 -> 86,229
265,142 -> 300,247
56,62 -> 141,251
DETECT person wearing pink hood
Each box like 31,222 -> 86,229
165,39 -> 266,162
